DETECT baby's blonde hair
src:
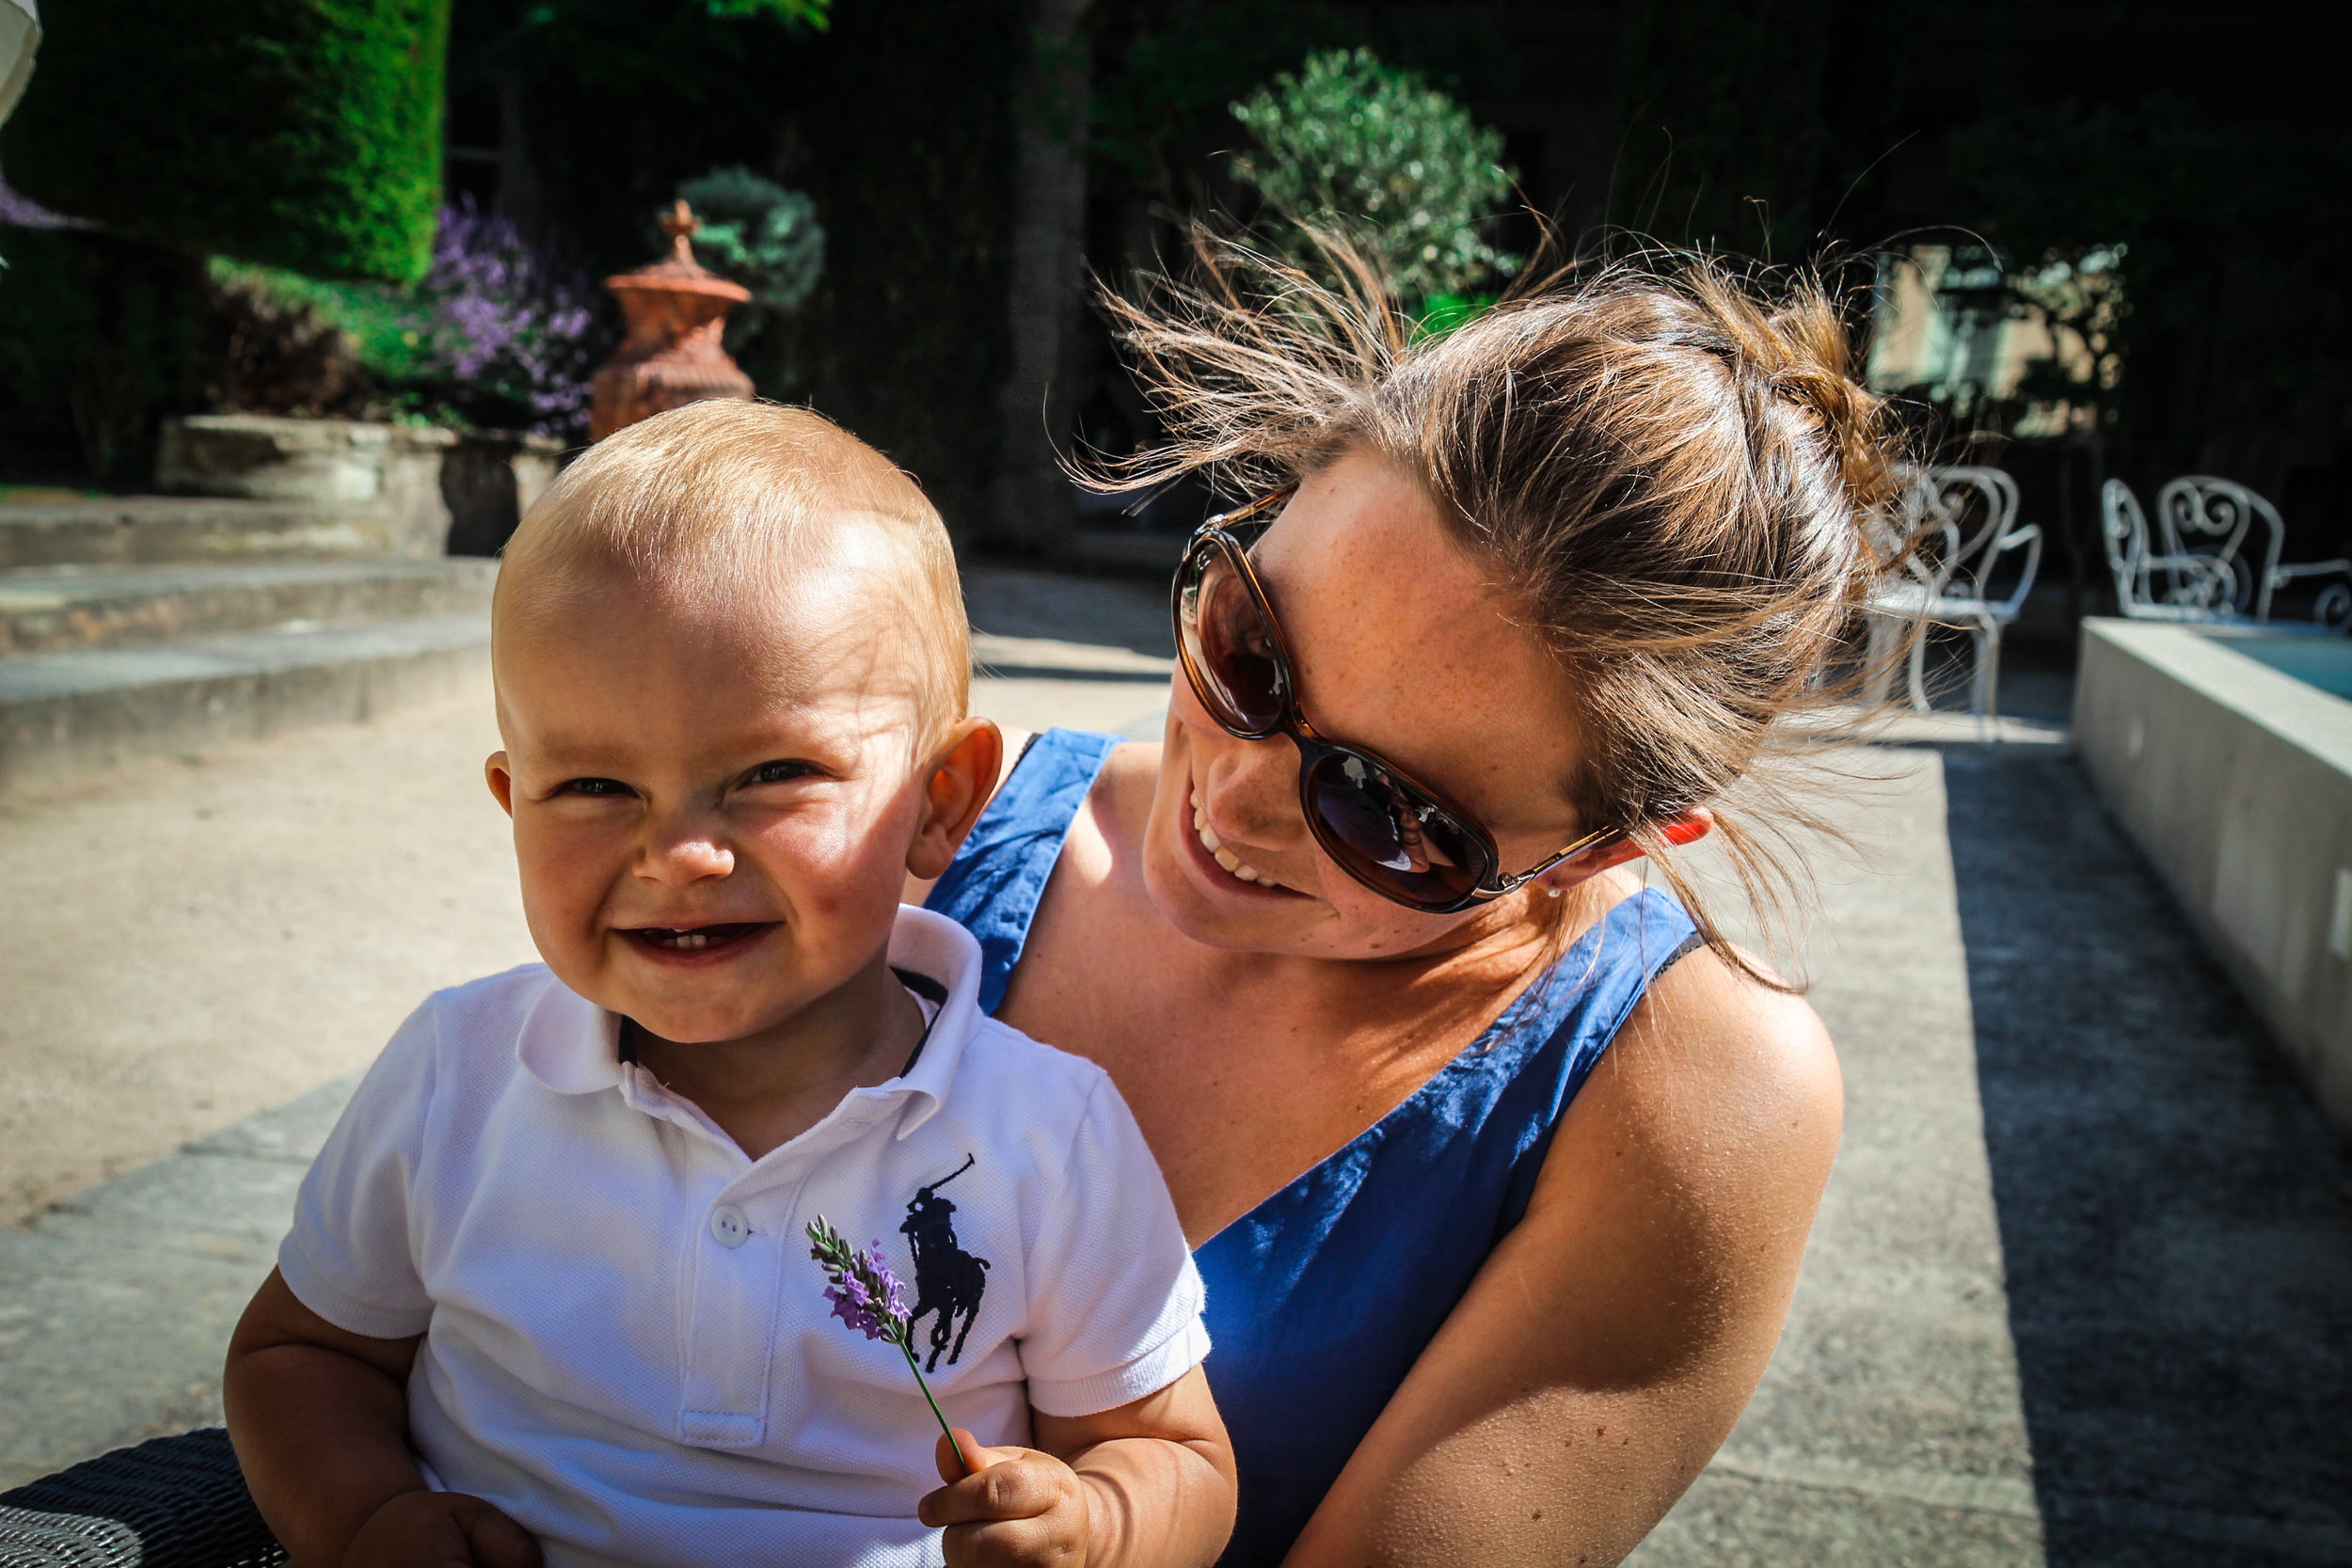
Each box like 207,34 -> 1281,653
496,400 -> 970,749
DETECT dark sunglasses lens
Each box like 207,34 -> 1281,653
1181,547 -> 1287,734
1303,750 -> 1491,909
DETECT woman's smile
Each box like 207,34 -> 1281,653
1181,772 -> 1303,898
1189,785 -> 1282,886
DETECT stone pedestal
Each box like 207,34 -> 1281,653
442,431 -> 566,557
157,416 -> 456,558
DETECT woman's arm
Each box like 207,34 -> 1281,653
1282,946 -> 1843,1567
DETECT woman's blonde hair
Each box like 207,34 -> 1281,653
1089,231 -> 1907,982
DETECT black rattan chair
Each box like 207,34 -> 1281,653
0,1431 -> 283,1568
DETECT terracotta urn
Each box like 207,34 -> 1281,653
588,200 -> 755,440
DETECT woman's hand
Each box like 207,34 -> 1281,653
918,1431 -> 1088,1568
342,1492 -> 541,1568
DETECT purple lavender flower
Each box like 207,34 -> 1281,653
807,1216 -> 971,1474
821,1239 -> 909,1339
414,198 -> 600,437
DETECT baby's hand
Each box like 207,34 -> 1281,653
917,1428 -> 1089,1568
342,1490 -> 542,1568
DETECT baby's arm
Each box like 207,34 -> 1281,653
225,1269 -> 539,1568
917,1365 -> 1234,1568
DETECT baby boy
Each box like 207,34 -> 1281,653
223,402 -> 1234,1568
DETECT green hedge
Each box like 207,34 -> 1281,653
2,0 -> 450,283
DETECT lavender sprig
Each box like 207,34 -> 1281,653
806,1217 -> 972,1475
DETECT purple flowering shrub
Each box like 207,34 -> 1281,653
413,199 -> 601,437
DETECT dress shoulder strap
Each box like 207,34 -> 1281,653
924,728 -> 1121,1013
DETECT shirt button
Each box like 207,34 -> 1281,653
708,1205 -> 750,1248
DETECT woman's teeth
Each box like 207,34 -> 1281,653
1191,788 -> 1277,887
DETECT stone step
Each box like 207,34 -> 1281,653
0,559 -> 499,655
0,497 -> 442,572
0,614 -> 489,791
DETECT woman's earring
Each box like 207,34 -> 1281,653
1545,884 -> 1564,898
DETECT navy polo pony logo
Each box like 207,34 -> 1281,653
901,1154 -> 991,1370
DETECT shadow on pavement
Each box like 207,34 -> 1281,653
1945,745 -> 2352,1565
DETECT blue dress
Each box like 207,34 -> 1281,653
926,729 -> 1702,1565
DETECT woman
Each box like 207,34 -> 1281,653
921,246 -> 1885,1565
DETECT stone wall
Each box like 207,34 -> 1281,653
2074,618 -> 2352,1134
156,415 -> 564,558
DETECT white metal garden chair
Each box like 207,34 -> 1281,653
2100,479 -> 2238,622
1863,465 -> 2043,721
2153,475 -> 2352,628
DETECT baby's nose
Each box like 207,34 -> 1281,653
642,830 -> 734,883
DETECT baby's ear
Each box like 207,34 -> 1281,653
907,720 -> 1003,880
485,752 -> 516,816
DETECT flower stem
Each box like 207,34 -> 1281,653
898,1335 -> 972,1477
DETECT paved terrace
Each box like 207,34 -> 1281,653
2,571 -> 2346,1563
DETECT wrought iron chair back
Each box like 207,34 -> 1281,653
1911,466 -> 2035,614
2100,479 -> 2235,621
1862,465 -> 2043,722
2153,475 -> 2352,627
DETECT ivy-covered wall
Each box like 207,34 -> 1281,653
3,0 -> 451,283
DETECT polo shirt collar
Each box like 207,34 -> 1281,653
514,904 -> 987,1136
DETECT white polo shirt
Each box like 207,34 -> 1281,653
279,906 -> 1209,1568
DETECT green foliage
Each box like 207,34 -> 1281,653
1230,48 -> 1518,302
702,0 -> 832,24
673,166 -> 825,404
0,229 -> 204,484
209,259 -> 437,383
1415,292 -> 1499,339
447,0 -> 1013,526
1091,3 -> 1515,213
449,0 -> 823,267
675,167 -> 826,315
1,0 -> 452,283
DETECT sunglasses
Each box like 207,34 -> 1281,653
1170,490 -> 1615,913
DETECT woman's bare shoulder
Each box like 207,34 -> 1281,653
1286,934 -> 1843,1562
1543,936 -> 1842,1218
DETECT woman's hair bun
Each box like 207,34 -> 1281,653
1679,262 -> 1903,521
